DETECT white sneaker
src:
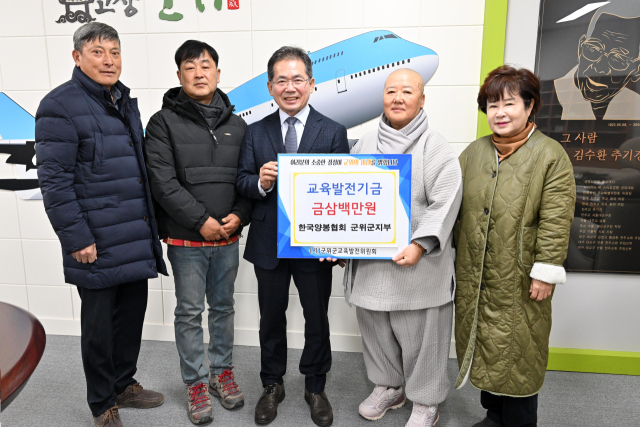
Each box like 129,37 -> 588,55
358,385 -> 406,420
405,403 -> 439,427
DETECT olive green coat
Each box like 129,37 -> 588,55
454,130 -> 576,396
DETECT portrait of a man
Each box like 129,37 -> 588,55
554,2 -> 640,120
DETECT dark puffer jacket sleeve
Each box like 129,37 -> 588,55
36,96 -> 95,254
228,119 -> 253,226
144,114 -> 210,231
231,193 -> 253,227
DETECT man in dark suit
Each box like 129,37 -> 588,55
236,46 -> 349,426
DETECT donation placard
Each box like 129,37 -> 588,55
277,154 -> 412,259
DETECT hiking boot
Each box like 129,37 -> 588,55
93,406 -> 123,427
358,385 -> 406,420
186,382 -> 213,425
209,367 -> 245,409
116,382 -> 164,409
406,403 -> 439,427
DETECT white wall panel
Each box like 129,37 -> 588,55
46,36 -> 74,90
234,293 -> 259,330
504,0 -> 540,71
251,30 -> 307,77
147,32 -> 198,89
331,267 -> 346,297
550,277 -> 640,353
119,34 -> 151,89
0,192 -> 21,239
364,0 -> 421,28
236,245 -> 258,294
361,117 -> 378,135
421,0 -> 485,27
145,289 -> 165,325
148,276 -> 162,290
0,284 -> 29,310
288,277 -> 298,296
239,227 -> 249,245
0,0 -> 46,38
71,285 -> 81,320
22,239 -> 65,286
0,37 -> 50,91
0,239 -> 26,284
420,26 -> 483,86
160,246 -> 174,290
27,285 -> 73,320
199,32 -> 253,89
286,295 -> 305,333
0,154 -> 13,178
347,125 -> 362,140
307,0 -> 363,30
423,85 -> 479,144
16,199 -> 57,240
148,88 -> 167,117
131,89 -> 151,129
162,290 -> 177,326
307,29 -> 362,53
328,297 -> 359,336
251,1 -> 306,31
198,0 -> 252,32
450,142 -> 470,157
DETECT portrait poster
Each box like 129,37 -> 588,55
276,154 -> 412,260
535,0 -> 640,273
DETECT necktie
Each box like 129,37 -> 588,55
284,116 -> 298,154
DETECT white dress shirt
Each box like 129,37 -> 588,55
259,104 -> 311,196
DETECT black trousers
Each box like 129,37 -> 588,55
481,391 -> 538,427
77,280 -> 148,417
255,259 -> 333,393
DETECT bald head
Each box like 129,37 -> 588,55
383,68 -> 426,130
385,68 -> 425,96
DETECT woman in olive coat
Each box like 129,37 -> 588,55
454,66 -> 576,427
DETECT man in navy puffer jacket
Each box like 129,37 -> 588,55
35,22 -> 167,427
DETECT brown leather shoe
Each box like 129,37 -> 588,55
93,406 -> 123,427
304,388 -> 333,427
254,383 -> 285,425
116,383 -> 164,409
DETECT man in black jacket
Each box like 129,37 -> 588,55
144,40 -> 251,425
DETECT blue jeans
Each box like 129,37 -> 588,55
167,242 -> 238,385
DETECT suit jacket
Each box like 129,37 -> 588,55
236,105 -> 349,269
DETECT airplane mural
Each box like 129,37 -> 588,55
229,30 -> 439,128
0,30 -> 438,200
0,93 -> 40,199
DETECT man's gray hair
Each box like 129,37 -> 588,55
267,46 -> 313,82
73,22 -> 120,52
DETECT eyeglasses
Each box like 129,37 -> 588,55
271,78 -> 310,88
580,39 -> 636,72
